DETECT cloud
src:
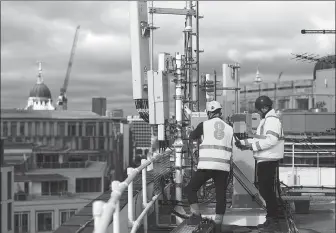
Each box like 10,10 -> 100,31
1,1 -> 335,115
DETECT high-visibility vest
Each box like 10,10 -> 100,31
198,118 -> 234,172
253,113 -> 285,162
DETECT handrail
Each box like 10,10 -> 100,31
285,141 -> 335,187
284,142 -> 335,146
92,149 -> 174,233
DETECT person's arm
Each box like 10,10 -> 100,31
189,122 -> 203,140
251,118 -> 281,152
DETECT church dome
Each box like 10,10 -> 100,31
313,55 -> 335,80
29,83 -> 52,99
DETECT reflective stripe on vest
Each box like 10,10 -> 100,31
198,157 -> 231,164
260,115 -> 284,140
199,145 -> 232,152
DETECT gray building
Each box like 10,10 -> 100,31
1,138 -> 14,233
92,97 -> 107,116
198,56 -> 335,118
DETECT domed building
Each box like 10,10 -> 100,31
25,62 -> 55,110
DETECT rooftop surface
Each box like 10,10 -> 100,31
54,171 -> 335,233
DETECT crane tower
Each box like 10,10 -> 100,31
57,25 -> 81,110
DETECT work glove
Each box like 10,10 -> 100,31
235,140 -> 252,151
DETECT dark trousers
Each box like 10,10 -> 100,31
185,169 -> 229,215
256,161 -> 279,218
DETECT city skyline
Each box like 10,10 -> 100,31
1,1 -> 335,114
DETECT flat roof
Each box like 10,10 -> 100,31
0,109 -> 125,120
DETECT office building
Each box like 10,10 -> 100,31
92,97 -> 107,116
0,109 -> 130,233
1,138 -> 14,233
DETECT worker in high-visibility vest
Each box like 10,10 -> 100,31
185,100 -> 234,232
236,95 -> 284,232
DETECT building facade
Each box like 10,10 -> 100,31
0,109 -> 129,233
1,138 -> 14,233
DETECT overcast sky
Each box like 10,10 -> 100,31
1,1 -> 335,114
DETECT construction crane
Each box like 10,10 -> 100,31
301,29 -> 335,34
57,25 -> 80,110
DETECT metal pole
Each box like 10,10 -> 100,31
214,70 -> 217,101
141,159 -> 148,233
196,0 -> 200,111
234,64 -> 240,113
173,52 -> 184,224
127,168 -> 135,229
149,1 -> 156,158
317,152 -> 320,186
292,143 -> 295,185
186,1 -> 194,111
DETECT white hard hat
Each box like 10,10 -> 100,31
206,101 -> 222,112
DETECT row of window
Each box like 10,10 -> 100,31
9,136 -> 110,151
1,121 -> 121,138
40,178 -> 102,194
15,178 -> 102,198
14,209 -> 76,233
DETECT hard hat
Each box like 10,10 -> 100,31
206,100 -> 222,112
255,95 -> 273,110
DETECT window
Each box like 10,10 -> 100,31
78,123 -> 83,136
75,178 -> 101,193
27,122 -> 32,136
98,138 -> 105,150
8,203 -> 12,230
36,212 -> 53,232
11,122 -> 17,136
19,123 -> 25,136
35,122 -> 40,136
278,99 -> 289,110
86,123 -> 95,136
2,121 -> 8,136
58,122 -> 65,136
296,98 -> 309,110
8,171 -> 12,200
68,123 -> 76,136
42,122 -> 47,136
14,212 -> 29,233
50,122 -> 54,136
99,122 -> 104,136
41,181 -> 68,195
59,209 -> 76,225
82,138 -> 90,150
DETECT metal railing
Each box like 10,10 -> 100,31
92,149 -> 173,233
284,142 -> 335,186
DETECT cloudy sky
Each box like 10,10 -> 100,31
1,1 -> 335,114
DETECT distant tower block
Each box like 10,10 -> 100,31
92,97 -> 107,116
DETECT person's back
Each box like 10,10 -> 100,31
198,117 -> 234,172
185,101 -> 233,232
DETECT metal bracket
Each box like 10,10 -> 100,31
149,7 -> 196,16
140,21 -> 150,38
